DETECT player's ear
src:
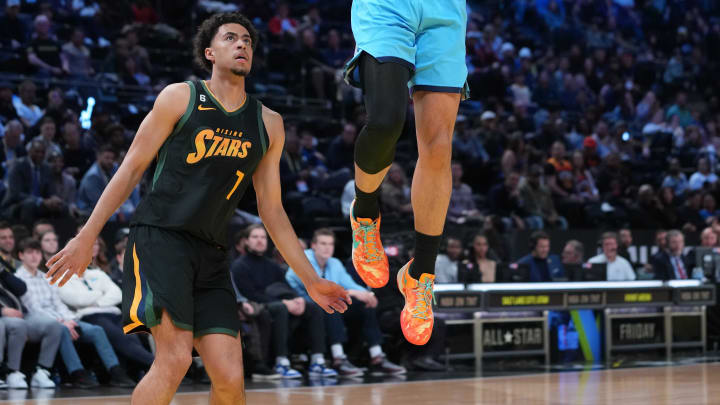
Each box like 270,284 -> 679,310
204,47 -> 215,65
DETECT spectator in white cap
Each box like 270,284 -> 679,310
519,47 -> 532,59
480,111 -> 496,121
500,42 -> 515,61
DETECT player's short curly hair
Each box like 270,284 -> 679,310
193,12 -> 258,73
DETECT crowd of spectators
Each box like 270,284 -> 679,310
1,0 -> 720,390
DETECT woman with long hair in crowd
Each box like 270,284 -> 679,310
459,233 -> 497,283
38,230 -> 59,272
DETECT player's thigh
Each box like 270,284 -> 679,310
411,0 -> 468,98
122,226 -> 196,335
413,91 -> 461,144
150,310 -> 194,370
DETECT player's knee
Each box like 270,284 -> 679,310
212,365 -> 245,392
418,132 -> 453,169
367,104 -> 405,138
156,348 -> 193,375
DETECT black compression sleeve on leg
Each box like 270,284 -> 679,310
354,53 -> 411,175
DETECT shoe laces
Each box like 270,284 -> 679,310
356,222 -> 382,262
410,278 -> 436,320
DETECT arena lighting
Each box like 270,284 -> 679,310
464,280 -> 702,292
80,96 -> 95,129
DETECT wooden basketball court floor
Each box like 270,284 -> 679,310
1,362 -> 718,405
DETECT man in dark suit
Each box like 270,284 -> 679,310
652,229 -> 692,281
517,231 -> 565,282
2,139 -> 65,224
0,119 -> 26,179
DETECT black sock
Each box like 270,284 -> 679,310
410,231 -> 442,279
353,184 -> 380,220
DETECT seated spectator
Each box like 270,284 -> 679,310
0,83 -> 18,124
519,164 -> 568,229
435,236 -> 462,284
517,231 -> 565,282
459,233 -> 496,283
0,0 -> 27,51
15,238 -> 134,388
322,29 -> 351,69
381,163 -> 412,216
29,117 -> 62,158
286,228 -> 406,376
31,220 -> 53,240
0,222 -> 19,270
77,145 -> 117,217
689,157 -> 718,191
61,121 -> 95,179
547,141 -> 571,173
588,232 -> 636,281
661,158 -> 689,197
47,151 -> 78,215
299,130 -> 326,173
1,120 -> 26,178
447,162 -> 481,224
27,15 -> 63,76
651,230 -> 692,280
108,237 -> 126,288
326,123 -> 356,172
0,258 -> 62,389
12,81 -> 43,128
57,238 -> 154,371
700,226 -> 718,248
268,2 -> 299,39
561,240 -> 584,265
279,130 -> 314,194
2,139 -> 67,224
700,193 -> 720,222
61,28 -> 93,78
37,230 -> 58,272
453,114 -> 489,168
299,29 -> 335,100
630,184 -> 669,229
618,229 -> 633,262
230,225 -> 334,379
678,190 -> 706,234
125,29 -> 152,76
488,170 -> 525,229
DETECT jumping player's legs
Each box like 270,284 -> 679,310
396,0 -> 467,346
345,0 -> 415,289
194,334 -> 245,405
132,310 -> 193,405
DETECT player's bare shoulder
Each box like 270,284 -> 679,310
153,82 -> 192,123
261,105 -> 285,149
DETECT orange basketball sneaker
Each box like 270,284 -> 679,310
397,259 -> 435,346
350,200 -> 389,288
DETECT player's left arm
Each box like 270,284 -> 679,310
253,106 -> 351,314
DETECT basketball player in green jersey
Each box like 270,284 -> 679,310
45,12 -> 351,405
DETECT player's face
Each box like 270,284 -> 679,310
208,23 -> 253,77
247,228 -> 267,254
311,236 -> 334,261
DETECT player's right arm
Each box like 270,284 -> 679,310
45,83 -> 190,286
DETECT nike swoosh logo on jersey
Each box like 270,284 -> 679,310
198,105 -> 216,111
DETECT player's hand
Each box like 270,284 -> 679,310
46,235 -> 93,287
307,279 -> 351,314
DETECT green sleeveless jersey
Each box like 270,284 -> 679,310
132,80 -> 269,247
